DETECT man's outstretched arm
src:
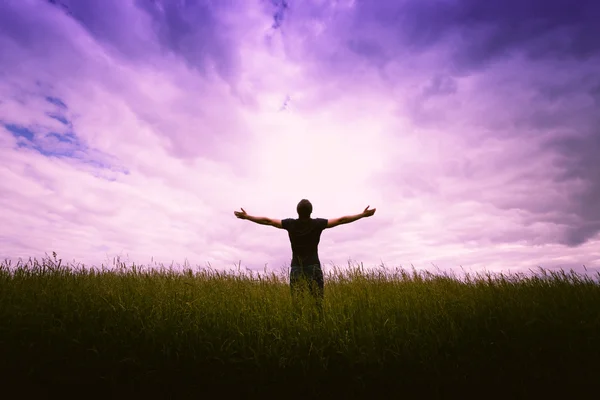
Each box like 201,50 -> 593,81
234,208 -> 283,229
326,205 -> 376,229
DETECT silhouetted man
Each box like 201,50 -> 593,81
234,199 -> 376,314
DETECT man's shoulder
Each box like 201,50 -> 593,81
281,218 -> 295,229
313,217 -> 328,228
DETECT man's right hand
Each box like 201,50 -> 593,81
362,205 -> 376,217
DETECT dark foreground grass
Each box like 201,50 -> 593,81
1,255 -> 599,398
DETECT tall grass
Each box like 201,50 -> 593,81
1,254 -> 599,397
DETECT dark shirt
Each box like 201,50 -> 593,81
281,217 -> 328,267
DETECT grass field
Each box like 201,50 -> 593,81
1,254 -> 599,398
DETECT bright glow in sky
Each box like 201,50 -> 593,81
1,0 -> 600,276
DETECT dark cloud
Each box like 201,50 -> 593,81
134,0 -> 238,80
0,2 -> 51,50
544,129 -> 600,246
405,74 -> 459,126
495,71 -> 600,246
46,0 -> 72,16
284,0 -> 600,83
46,0 -> 155,59
0,2 -> 90,80
47,0 -> 239,82
447,0 -> 600,66
344,0 -> 600,71
422,74 -> 458,98
270,0 -> 289,29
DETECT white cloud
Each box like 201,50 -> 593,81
0,0 -> 599,279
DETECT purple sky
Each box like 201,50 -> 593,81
1,0 -> 600,276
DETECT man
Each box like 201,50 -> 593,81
233,199 -> 376,314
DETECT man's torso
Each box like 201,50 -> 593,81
281,217 -> 328,266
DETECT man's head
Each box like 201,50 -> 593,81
297,199 -> 312,219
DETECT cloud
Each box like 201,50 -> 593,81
270,0 -> 600,248
270,0 -> 290,30
0,0 -> 599,276
0,0 -> 253,265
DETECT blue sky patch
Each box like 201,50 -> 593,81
4,121 -> 129,179
5,121 -> 79,155
47,132 -> 75,143
3,93 -> 128,180
47,112 -> 70,126
6,125 -> 74,157
45,96 -> 67,109
5,123 -> 34,141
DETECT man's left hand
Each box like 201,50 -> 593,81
234,208 -> 248,219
